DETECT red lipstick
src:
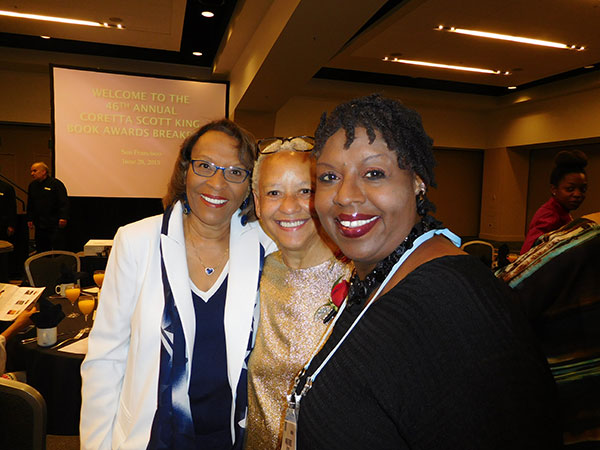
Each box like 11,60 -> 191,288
335,213 -> 380,238
200,193 -> 228,208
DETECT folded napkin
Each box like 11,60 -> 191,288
56,263 -> 87,285
31,297 -> 65,328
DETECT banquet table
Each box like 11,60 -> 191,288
16,295 -> 95,435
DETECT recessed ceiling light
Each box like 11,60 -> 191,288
101,21 -> 125,29
192,51 -> 203,56
0,9 -> 102,27
201,11 -> 215,18
40,35 -> 51,39
383,56 -> 510,75
507,86 -> 517,90
436,25 -> 585,51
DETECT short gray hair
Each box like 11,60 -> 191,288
251,142 -> 307,193
32,161 -> 49,173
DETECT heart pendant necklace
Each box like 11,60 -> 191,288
183,215 -> 230,277
196,248 -> 229,276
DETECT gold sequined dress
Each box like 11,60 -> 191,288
245,251 -> 352,450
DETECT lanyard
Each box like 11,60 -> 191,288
291,228 -> 460,405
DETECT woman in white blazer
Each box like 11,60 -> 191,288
81,119 -> 275,450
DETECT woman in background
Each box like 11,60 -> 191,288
81,119 -> 275,450
245,137 -> 351,450
293,94 -> 562,449
521,150 -> 588,254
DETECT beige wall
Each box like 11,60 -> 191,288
479,147 -> 529,241
0,124 -> 52,213
0,67 -> 51,124
0,47 -> 212,125
430,148 -> 483,238
274,79 -> 494,149
488,71 -> 600,148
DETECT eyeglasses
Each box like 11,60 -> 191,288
257,136 -> 315,154
190,159 -> 250,184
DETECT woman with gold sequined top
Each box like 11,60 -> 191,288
245,137 -> 352,450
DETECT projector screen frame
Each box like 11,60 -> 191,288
50,64 -> 229,199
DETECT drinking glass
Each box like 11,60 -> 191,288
78,295 -> 95,323
65,284 -> 81,318
93,270 -> 105,292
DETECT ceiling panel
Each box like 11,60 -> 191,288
0,0 -> 186,51
327,0 -> 600,88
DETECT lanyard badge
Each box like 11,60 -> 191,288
281,372 -> 313,450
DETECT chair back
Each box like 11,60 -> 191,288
461,240 -> 496,268
0,378 -> 47,450
24,250 -> 81,291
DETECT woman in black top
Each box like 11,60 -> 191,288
292,94 -> 562,449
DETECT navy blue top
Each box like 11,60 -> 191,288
189,275 -> 233,450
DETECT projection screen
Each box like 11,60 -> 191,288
52,66 -> 228,198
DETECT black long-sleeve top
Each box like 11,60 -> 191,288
27,176 -> 69,229
297,255 -> 562,450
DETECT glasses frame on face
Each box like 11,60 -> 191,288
257,136 -> 315,155
190,159 -> 251,184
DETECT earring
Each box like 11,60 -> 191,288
240,196 -> 250,210
182,193 -> 191,215
416,190 -> 426,216
240,195 -> 251,226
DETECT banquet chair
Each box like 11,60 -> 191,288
0,377 -> 47,450
461,240 -> 497,269
24,250 -> 81,291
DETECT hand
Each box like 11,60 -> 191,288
6,226 -> 14,236
58,219 -> 67,228
27,221 -> 34,229
1,307 -> 37,341
13,307 -> 36,329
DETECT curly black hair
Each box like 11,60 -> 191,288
550,150 -> 588,186
314,94 -> 437,216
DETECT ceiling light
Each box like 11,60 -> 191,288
383,57 -> 510,75
101,21 -> 125,29
40,35 -> 50,39
192,51 -> 203,56
584,65 -> 595,69
201,11 -> 215,18
436,25 -> 585,51
0,9 -> 102,27
507,86 -> 517,90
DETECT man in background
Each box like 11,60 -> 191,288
27,162 -> 69,252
